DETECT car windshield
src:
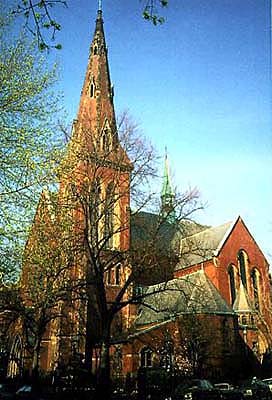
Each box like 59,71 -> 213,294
192,380 -> 214,390
215,383 -> 229,389
18,386 -> 32,392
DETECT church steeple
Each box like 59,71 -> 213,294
73,4 -> 117,153
161,149 -> 176,223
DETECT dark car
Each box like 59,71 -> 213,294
263,378 -> 272,393
174,379 -> 223,400
0,383 -> 15,400
14,385 -> 35,400
238,378 -> 272,400
214,383 -> 244,400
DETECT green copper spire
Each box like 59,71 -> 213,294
161,148 -> 176,223
161,149 -> 174,198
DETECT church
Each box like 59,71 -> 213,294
4,6 -> 272,387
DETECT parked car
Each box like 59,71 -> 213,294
14,385 -> 34,400
263,378 -> 272,393
0,383 -> 15,400
238,378 -> 272,399
214,382 -> 244,399
173,379 -> 223,400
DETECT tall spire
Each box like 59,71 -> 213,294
73,4 -> 117,152
161,148 -> 176,223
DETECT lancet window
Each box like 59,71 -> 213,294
101,120 -> 112,153
140,347 -> 153,368
251,268 -> 260,311
89,77 -> 96,98
238,250 -> 248,289
228,264 -> 236,305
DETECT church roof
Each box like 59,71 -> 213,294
135,270 -> 234,326
130,211 -> 208,252
130,211 -> 177,250
175,220 -> 234,270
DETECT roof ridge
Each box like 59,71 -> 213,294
183,220 -> 233,240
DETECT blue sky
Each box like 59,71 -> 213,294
50,0 -> 271,263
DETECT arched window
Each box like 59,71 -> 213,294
140,347 -> 153,368
106,265 -> 121,286
228,264 -> 236,305
104,182 -> 114,248
101,128 -> 110,153
238,250 -> 248,289
100,120 -> 112,153
102,130 -> 109,152
107,268 -> 112,285
115,263 -> 121,285
8,336 -> 23,378
251,268 -> 260,311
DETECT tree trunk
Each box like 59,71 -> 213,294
31,338 -> 41,387
97,337 -> 111,398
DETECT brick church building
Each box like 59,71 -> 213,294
4,6 -> 272,385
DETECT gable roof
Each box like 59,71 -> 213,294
135,270 -> 234,326
175,220 -> 234,269
175,216 -> 269,270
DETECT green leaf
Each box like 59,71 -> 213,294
38,42 -> 47,51
34,12 -> 41,21
143,10 -> 150,20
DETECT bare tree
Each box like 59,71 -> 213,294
11,1 -> 169,50
50,111 -> 204,397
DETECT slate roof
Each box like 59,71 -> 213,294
135,270 -> 234,326
130,211 -> 208,254
175,220 -> 234,270
130,211 -> 176,249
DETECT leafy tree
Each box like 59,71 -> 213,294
0,189 -> 78,382
0,9 -> 63,281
